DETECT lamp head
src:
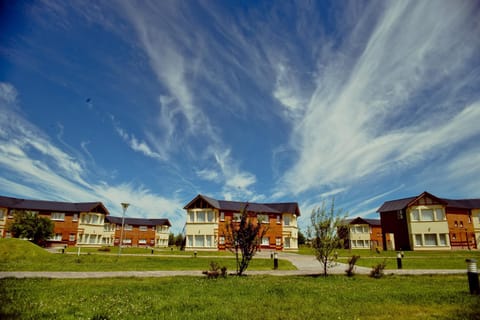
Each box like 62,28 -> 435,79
121,203 -> 130,210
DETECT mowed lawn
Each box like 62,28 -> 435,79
298,246 -> 480,269
1,275 -> 479,320
0,239 -> 294,272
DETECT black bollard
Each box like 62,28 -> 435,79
466,259 -> 479,295
396,252 -> 402,269
273,252 -> 278,270
194,250 -> 197,258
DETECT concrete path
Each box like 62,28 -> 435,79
0,251 -> 467,279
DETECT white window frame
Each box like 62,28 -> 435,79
207,211 -> 215,222
233,213 -> 242,222
51,212 -> 65,221
138,239 -> 147,245
220,211 -> 225,221
72,213 -> 78,221
69,234 -> 75,242
284,216 -> 290,226
261,237 -> 269,246
258,214 -> 269,224
124,224 -> 133,231
421,209 -> 434,221
139,226 -> 148,231
424,234 -> 437,246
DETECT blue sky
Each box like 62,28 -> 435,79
1,0 -> 479,233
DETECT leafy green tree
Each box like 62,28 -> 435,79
225,203 -> 267,276
309,199 -> 346,276
8,210 -> 54,246
168,232 -> 175,246
298,230 -> 306,245
174,233 -> 185,248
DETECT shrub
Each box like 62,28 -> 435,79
345,255 -> 360,277
97,246 -> 111,252
370,259 -> 387,278
203,261 -> 227,279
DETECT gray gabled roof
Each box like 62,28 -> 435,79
184,194 -> 301,216
105,216 -> 171,226
0,195 -> 109,214
377,191 -> 480,213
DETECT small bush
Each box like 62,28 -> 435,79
203,261 -> 227,279
370,259 -> 387,278
91,313 -> 110,320
97,246 -> 111,252
345,255 -> 360,277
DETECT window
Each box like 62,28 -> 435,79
51,233 -> 62,241
459,221 -> 464,228
220,212 -> 225,221
0,208 -> 5,219
284,237 -> 291,248
124,224 -> 133,231
69,234 -> 75,242
123,239 -> 132,245
421,209 -> 434,221
233,213 -> 242,222
89,235 -> 97,244
276,215 -> 281,224
397,211 -> 403,220
51,212 -> 65,221
187,235 -> 193,247
435,209 -> 445,220
139,226 -> 148,231
188,212 -> 195,222
258,214 -> 269,223
262,237 -> 269,246
284,216 -> 290,226
72,213 -> 78,221
424,234 -> 437,246
454,221 -> 458,227
197,211 -> 206,222
410,209 -> 420,221
195,235 -> 205,247
276,237 -> 282,246
355,226 -> 364,234
91,215 -> 99,224
207,211 -> 214,222
414,234 -> 422,246
439,234 -> 447,246
206,235 -> 213,247
452,233 -> 456,240
468,216 -> 472,223
138,239 -> 147,245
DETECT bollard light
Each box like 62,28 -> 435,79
466,259 -> 479,295
273,252 -> 278,270
396,251 -> 402,269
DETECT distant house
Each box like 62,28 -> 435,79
377,191 -> 480,251
184,194 -> 300,251
340,217 -> 383,250
0,195 -> 109,247
104,216 -> 171,247
0,195 -> 171,248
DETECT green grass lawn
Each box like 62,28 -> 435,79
1,275 -> 479,320
0,239 -> 294,272
299,245 -> 480,269
65,246 -> 236,256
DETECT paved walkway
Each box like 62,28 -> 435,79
0,251 -> 467,279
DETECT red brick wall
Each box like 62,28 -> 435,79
113,225 -> 157,247
446,208 -> 476,249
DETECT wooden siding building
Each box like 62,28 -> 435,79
377,191 -> 480,251
184,194 -> 300,251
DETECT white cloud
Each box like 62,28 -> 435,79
0,82 -> 18,104
0,82 -> 186,232
278,1 -> 480,196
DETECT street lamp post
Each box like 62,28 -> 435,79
118,202 -> 130,256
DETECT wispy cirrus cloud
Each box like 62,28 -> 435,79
0,82 -> 185,230
275,0 -> 480,196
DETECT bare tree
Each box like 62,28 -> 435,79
310,199 -> 346,277
224,203 -> 267,276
